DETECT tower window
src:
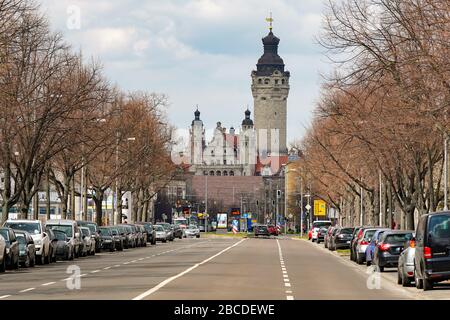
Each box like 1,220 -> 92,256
210,171 -> 215,176
258,79 -> 262,84
275,79 -> 279,85
282,79 -> 286,85
261,97 -> 266,101
264,79 -> 270,84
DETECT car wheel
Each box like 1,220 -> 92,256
379,266 -> 384,272
163,239 -> 167,243
415,269 -> 423,289
397,270 -> 403,285
356,253 -> 364,265
30,254 -> 35,267
366,260 -> 372,267
423,278 -> 433,291
0,253 -> 5,273
196,235 -> 200,238
402,272 -> 411,287
14,255 -> 19,270
44,250 -> 50,264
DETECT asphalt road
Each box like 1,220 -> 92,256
0,236 -> 448,300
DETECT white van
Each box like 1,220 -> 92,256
46,220 -> 81,258
311,220 -> 332,242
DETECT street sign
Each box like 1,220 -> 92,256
305,204 -> 312,211
314,200 -> 327,217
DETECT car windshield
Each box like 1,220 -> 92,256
53,231 -> 67,241
47,225 -> 73,237
111,229 -> 118,235
154,225 -> 164,231
313,222 -> 331,228
363,230 -> 377,240
86,224 -> 97,233
157,224 -> 170,230
385,233 -> 413,244
81,228 -> 90,236
0,229 -> 9,241
99,228 -> 111,236
174,219 -> 187,225
341,228 -> 353,234
428,215 -> 450,245
4,222 -> 40,234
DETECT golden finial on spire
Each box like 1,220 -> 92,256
265,12 -> 274,32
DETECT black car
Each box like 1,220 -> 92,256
46,228 -> 58,263
15,231 -> 36,268
414,212 -> 450,291
171,224 -> 183,240
136,222 -> 157,245
109,227 -> 124,251
254,225 -> 271,237
52,230 -> 74,260
331,227 -> 354,250
98,227 -> 115,252
373,230 -> 414,272
0,227 -> 20,270
317,227 -> 329,244
77,220 -> 101,253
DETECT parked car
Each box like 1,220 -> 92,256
267,225 -> 280,236
310,220 -> 332,242
118,224 -> 137,248
355,227 -> 379,264
0,227 -> 20,270
365,228 -> 391,266
330,227 -> 354,251
137,224 -> 148,246
324,226 -> 335,249
3,219 -> 50,265
117,225 -> 132,249
185,224 -> 200,238
51,230 -> 74,260
254,225 -> 271,237
414,212 -> 450,290
397,237 -> 416,287
80,227 -> 95,256
98,227 -> 115,252
45,229 -> 58,263
14,231 -> 36,268
136,222 -> 157,245
154,224 -> 168,243
77,221 -> 101,253
317,227 -> 329,244
0,234 -> 6,272
373,230 -> 414,272
171,224 -> 183,240
109,227 -> 124,251
46,220 -> 81,258
157,223 -> 174,241
351,226 -> 374,262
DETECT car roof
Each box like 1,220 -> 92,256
5,219 -> 41,223
46,220 -> 76,225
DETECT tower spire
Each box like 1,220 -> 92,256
265,12 -> 274,32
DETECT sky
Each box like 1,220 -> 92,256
39,0 -> 331,145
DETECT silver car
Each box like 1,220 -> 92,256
356,228 -> 379,264
154,225 -> 167,243
397,237 -> 416,287
0,234 -> 6,272
185,225 -> 200,238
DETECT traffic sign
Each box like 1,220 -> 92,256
314,200 -> 327,216
305,204 -> 311,211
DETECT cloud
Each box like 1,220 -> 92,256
37,0 -> 331,143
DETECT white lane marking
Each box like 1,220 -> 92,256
91,270 -> 101,274
20,288 -> 35,293
131,260 -> 138,263
0,295 -> 11,299
103,266 -> 111,270
133,239 -> 246,300
78,274 -> 87,278
123,262 -> 130,265
114,265 -> 121,268
42,282 -> 56,286
138,258 -> 144,261
277,239 -> 294,300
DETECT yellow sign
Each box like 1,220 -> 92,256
314,200 -> 327,217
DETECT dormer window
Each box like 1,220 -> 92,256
264,79 -> 270,85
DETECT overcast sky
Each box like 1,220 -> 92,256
39,0 -> 331,144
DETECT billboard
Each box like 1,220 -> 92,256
314,200 -> 327,217
217,213 -> 228,229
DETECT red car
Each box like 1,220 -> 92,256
267,225 -> 280,236
308,229 -> 312,240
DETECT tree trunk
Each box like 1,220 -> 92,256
1,164 -> 11,224
93,188 -> 105,226
116,187 -> 123,225
71,177 -> 76,219
61,175 -> 70,220
46,167 -> 51,220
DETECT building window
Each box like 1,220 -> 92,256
264,79 -> 270,84
224,160 -> 227,165
203,171 -> 208,176
223,171 -> 228,176
261,97 -> 266,101
216,171 -> 222,176
282,79 -> 285,85
210,171 -> 215,176
275,79 -> 279,85
258,79 -> 262,84
230,171 -> 235,176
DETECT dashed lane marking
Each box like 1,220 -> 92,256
42,282 -> 56,286
19,288 -> 35,293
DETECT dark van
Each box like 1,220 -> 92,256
414,212 -> 450,290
